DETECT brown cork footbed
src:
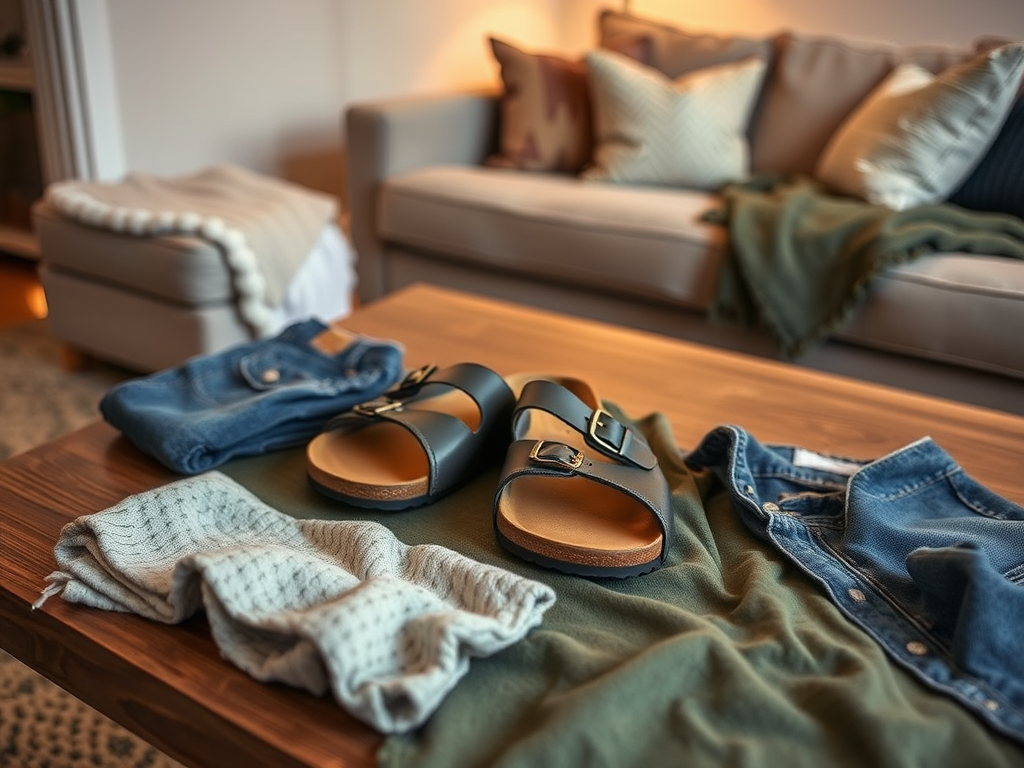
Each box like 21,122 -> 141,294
307,372 -> 663,568
306,385 -> 482,504
494,374 -> 663,571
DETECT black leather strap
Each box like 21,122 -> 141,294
494,437 -> 673,564
510,379 -> 658,470
323,363 -> 514,494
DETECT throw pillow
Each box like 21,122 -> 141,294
486,37 -> 593,173
486,36 -> 650,174
948,93 -> 1024,218
582,49 -> 766,190
751,32 -> 901,175
597,9 -> 770,79
814,42 -> 1024,210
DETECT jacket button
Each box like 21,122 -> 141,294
261,368 -> 281,384
906,641 -> 928,656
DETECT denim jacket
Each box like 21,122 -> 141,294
686,425 -> 1024,744
100,319 -> 404,474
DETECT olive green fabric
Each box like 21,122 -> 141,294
222,409 -> 1023,768
704,173 -> 1024,360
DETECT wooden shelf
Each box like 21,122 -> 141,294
0,58 -> 34,91
0,224 -> 40,259
1,51 -> 42,261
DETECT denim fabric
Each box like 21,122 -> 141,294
100,319 -> 404,474
685,425 -> 1024,744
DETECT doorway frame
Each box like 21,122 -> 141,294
22,0 -> 124,183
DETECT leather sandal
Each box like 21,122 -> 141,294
307,363 -> 515,510
493,376 -> 673,578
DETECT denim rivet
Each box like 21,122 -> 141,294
906,641 -> 928,656
744,484 -> 755,495
984,699 -> 1000,712
261,368 -> 280,384
762,502 -> 780,514
848,588 -> 866,602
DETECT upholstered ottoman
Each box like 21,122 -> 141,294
33,165 -> 355,372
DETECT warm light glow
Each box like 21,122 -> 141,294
413,1 -> 564,92
27,283 -> 48,318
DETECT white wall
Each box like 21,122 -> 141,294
104,0 -> 566,199
101,0 -> 1024,203
614,0 -> 1024,47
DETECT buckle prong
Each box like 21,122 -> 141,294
353,398 -> 404,417
401,364 -> 438,388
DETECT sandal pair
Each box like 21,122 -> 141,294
306,363 -> 672,578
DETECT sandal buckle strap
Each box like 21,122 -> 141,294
352,364 -> 439,416
530,440 -> 584,471
399,363 -> 438,390
587,407 -> 632,460
353,397 -> 405,417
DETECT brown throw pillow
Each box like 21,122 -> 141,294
486,35 -> 650,174
486,37 -> 593,173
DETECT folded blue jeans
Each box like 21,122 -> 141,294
100,319 -> 404,474
685,425 -> 1024,744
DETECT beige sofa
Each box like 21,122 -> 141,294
346,10 -> 1024,415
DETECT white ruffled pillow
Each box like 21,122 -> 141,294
582,49 -> 766,190
815,42 -> 1024,210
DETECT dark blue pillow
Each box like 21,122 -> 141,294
948,94 -> 1024,219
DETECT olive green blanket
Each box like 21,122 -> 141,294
703,174 -> 1024,360
223,409 -> 1023,768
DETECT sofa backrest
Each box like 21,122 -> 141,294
598,10 -> 979,176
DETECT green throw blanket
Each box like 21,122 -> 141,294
703,174 -> 1024,360
220,410 -> 1024,768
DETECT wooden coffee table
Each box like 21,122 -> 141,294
2,283 -> 1021,767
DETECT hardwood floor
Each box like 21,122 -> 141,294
0,253 -> 47,331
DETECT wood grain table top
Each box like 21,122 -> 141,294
2,283 -> 1021,767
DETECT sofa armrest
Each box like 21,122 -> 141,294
346,91 -> 500,301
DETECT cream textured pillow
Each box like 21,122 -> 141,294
582,49 -> 766,189
815,42 -> 1024,210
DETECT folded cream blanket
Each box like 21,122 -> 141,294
45,164 -> 338,338
35,472 -> 556,733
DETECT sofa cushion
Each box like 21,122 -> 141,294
837,254 -> 1024,379
815,43 -> 1024,210
948,93 -> 1024,218
597,9 -> 770,78
582,50 -> 766,189
377,165 -> 723,309
377,166 -> 1024,380
751,32 -> 899,175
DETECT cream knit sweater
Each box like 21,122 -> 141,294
37,472 -> 555,733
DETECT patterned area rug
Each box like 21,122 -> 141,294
0,320 -> 185,768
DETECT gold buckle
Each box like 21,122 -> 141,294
587,407 -> 623,455
529,440 -> 584,470
401,364 -> 438,388
353,398 -> 404,417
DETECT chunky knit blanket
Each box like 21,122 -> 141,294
45,164 -> 338,339
35,472 -> 556,734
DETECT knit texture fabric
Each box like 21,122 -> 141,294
37,472 -> 556,733
45,164 -> 339,337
